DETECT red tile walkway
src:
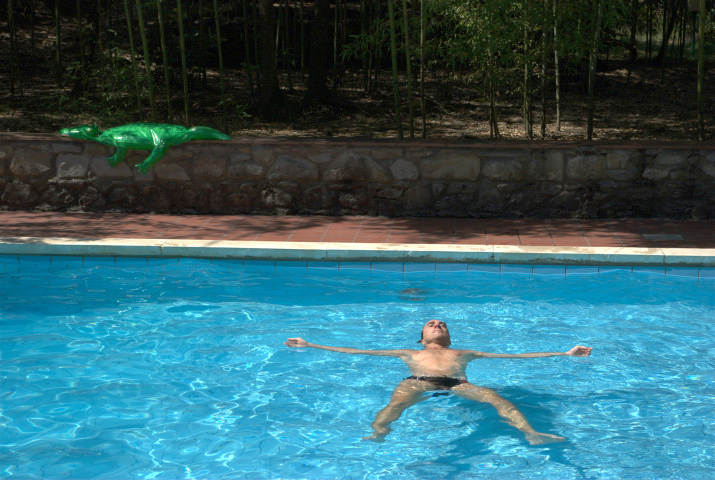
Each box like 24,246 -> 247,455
1,211 -> 713,249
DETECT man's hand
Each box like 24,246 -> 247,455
565,345 -> 592,356
285,337 -> 310,348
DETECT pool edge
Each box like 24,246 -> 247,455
1,237 -> 714,267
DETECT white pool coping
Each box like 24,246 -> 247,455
1,236 -> 714,267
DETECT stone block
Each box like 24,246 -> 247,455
642,167 -> 670,181
376,185 -> 404,199
606,150 -> 632,169
228,154 -> 264,179
607,168 -> 640,181
10,149 -> 54,178
323,151 -> 369,181
50,141 -> 83,153
365,158 -> 391,182
268,156 -> 319,181
543,151 -> 565,182
252,145 -> 276,166
84,143 -> 112,156
307,151 -> 335,164
194,157 -> 226,178
0,148 -> 9,175
0,145 -> 12,161
566,154 -> 606,180
390,159 -> 419,181
481,158 -> 525,181
421,150 -> 480,180
154,163 -> 190,182
90,157 -> 133,179
698,152 -> 715,178
653,151 -> 687,166
406,184 -> 433,210
372,147 -> 404,162
57,154 -> 89,178
262,187 -> 292,207
1,181 -> 36,207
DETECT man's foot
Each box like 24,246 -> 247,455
525,431 -> 566,445
362,426 -> 390,442
362,432 -> 387,442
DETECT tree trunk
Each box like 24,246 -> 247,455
697,0 -> 708,142
299,0 -> 305,70
123,0 -> 141,111
96,0 -> 103,68
198,0 -> 208,88
402,0 -> 414,138
628,0 -> 638,62
257,0 -> 283,119
213,0 -> 225,128
541,0 -> 547,138
334,0 -> 340,69
242,0 -> 254,96
647,0 -> 652,59
420,0 -> 426,138
8,0 -> 16,94
135,0 -> 156,121
656,0 -> 683,64
157,0 -> 171,120
523,1 -> 532,139
553,0 -> 560,131
587,0 -> 602,141
388,0 -> 403,139
176,0 -> 189,124
55,0 -> 62,87
305,0 -> 331,103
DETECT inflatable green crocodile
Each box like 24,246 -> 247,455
59,123 -> 231,173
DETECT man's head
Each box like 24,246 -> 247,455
418,319 -> 451,347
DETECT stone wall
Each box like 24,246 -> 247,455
1,133 -> 714,218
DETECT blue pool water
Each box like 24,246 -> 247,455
1,256 -> 714,479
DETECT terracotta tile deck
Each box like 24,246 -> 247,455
1,210 -> 713,249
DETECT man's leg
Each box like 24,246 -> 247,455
453,383 -> 565,445
363,379 -> 429,442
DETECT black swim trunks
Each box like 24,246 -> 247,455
405,376 -> 468,390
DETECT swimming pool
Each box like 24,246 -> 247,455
1,256 -> 714,479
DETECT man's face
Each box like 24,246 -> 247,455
421,319 -> 451,345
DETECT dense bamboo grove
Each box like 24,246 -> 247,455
1,0 -> 713,140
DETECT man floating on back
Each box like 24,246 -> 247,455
286,319 -> 592,445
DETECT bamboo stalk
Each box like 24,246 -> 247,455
96,0 -> 104,65
8,0 -> 16,94
242,0 -> 254,95
696,0 -> 705,141
387,0 -> 403,139
176,0 -> 190,124
213,0 -> 226,128
55,0 -> 62,87
420,0 -> 426,138
135,0 -> 156,121
157,0 -> 172,120
553,0 -> 560,131
587,0 -> 602,141
541,0 -> 547,138
401,0 -> 414,138
523,0 -> 532,139
123,0 -> 141,110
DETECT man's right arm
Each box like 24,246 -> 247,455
285,337 -> 410,358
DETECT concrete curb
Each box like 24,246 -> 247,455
2,237 -> 714,266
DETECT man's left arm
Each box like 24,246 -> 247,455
461,345 -> 592,360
